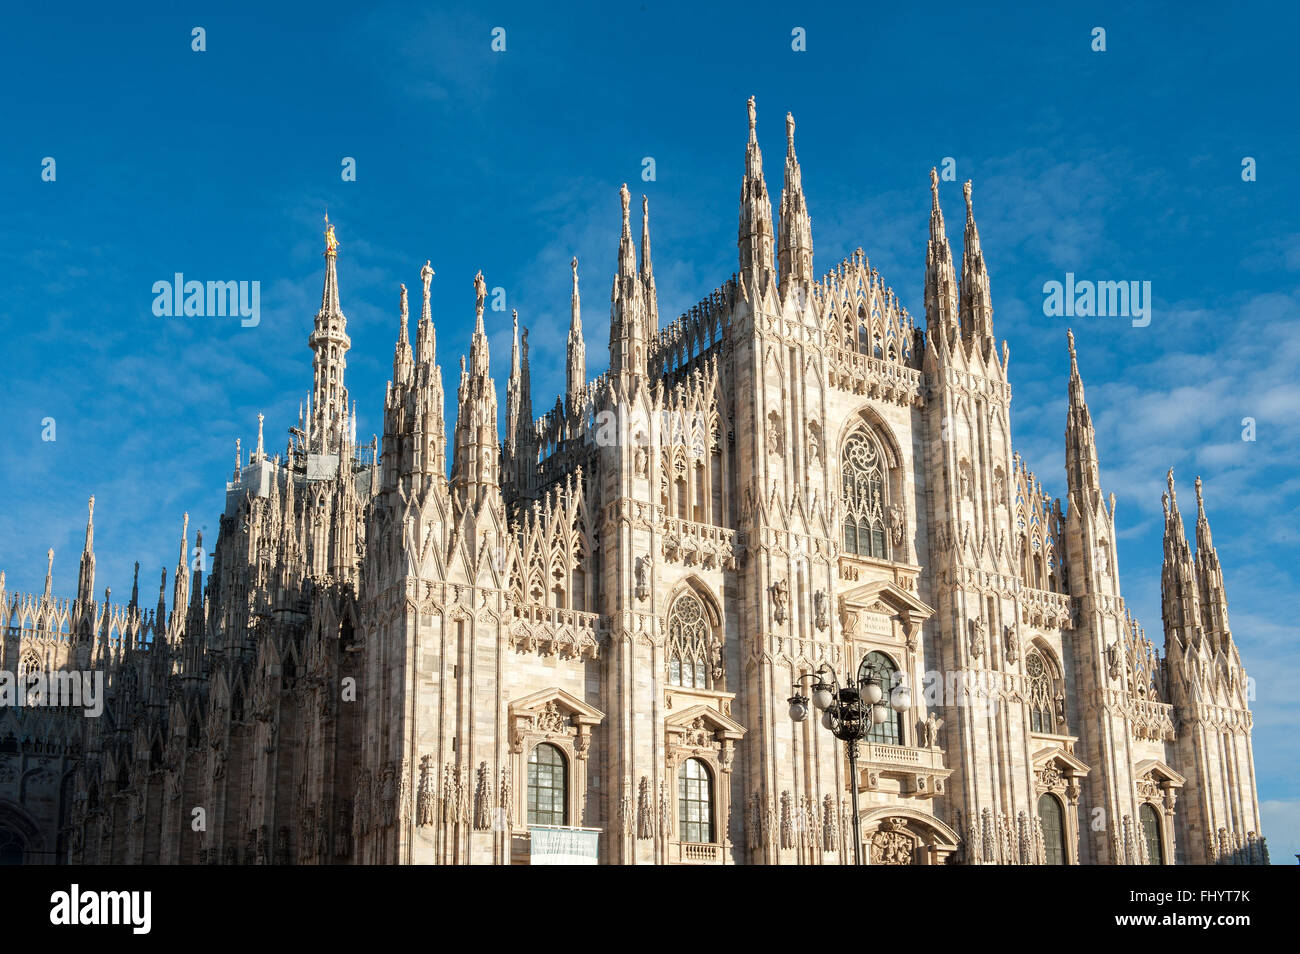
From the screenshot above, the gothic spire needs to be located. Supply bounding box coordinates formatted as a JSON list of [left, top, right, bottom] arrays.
[[777, 111, 813, 295], [738, 96, 775, 277], [1161, 468, 1200, 646], [452, 271, 501, 512], [924, 168, 958, 344], [506, 309, 522, 461], [1064, 330, 1102, 504], [470, 270, 490, 375], [319, 214, 342, 315], [170, 512, 190, 636], [394, 281, 413, 385], [566, 256, 586, 414], [76, 495, 96, 609], [958, 180, 994, 347], [618, 184, 636, 280], [641, 195, 659, 331], [417, 260, 436, 367], [1193, 476, 1232, 647], [309, 216, 352, 452], [609, 186, 648, 381]]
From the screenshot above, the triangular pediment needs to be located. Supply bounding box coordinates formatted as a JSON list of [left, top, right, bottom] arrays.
[[839, 578, 934, 621], [664, 703, 746, 740], [1134, 758, 1186, 788], [508, 687, 604, 726], [1032, 746, 1090, 776]]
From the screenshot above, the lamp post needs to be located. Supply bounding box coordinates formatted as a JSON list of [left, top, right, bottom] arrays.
[[788, 662, 912, 865]]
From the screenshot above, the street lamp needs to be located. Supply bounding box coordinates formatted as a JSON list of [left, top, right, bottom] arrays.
[[788, 661, 912, 865]]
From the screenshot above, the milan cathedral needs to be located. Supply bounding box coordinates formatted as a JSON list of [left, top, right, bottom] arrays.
[[0, 99, 1265, 865]]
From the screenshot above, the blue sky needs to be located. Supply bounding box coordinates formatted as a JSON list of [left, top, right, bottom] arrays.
[[1, 2, 1297, 859]]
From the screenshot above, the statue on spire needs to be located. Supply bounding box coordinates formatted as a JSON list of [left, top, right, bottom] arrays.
[[421, 260, 434, 299], [324, 212, 339, 258], [474, 270, 486, 317], [747, 95, 756, 135]]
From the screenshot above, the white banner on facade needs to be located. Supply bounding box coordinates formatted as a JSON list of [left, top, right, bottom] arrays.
[[529, 826, 599, 865]]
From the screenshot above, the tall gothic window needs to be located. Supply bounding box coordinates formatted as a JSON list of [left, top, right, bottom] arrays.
[[841, 430, 888, 559], [1038, 793, 1066, 865], [858, 651, 903, 746], [667, 591, 716, 690], [527, 743, 567, 826], [678, 758, 714, 844], [1140, 803, 1164, 865], [1026, 649, 1060, 733]]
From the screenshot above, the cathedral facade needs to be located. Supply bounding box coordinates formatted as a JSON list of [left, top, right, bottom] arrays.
[[0, 100, 1267, 865]]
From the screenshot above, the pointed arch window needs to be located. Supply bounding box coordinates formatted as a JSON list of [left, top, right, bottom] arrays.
[[857, 651, 904, 745], [667, 591, 718, 690], [1038, 793, 1066, 865], [1026, 649, 1062, 733], [841, 430, 888, 558], [527, 743, 568, 826]]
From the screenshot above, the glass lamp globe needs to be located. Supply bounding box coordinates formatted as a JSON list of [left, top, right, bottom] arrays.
[[891, 685, 912, 712], [821, 709, 835, 730], [788, 698, 808, 722], [863, 679, 883, 705], [870, 704, 888, 725], [813, 686, 834, 710]]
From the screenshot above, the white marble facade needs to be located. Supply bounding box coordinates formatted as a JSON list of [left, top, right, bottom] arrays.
[[0, 100, 1266, 866]]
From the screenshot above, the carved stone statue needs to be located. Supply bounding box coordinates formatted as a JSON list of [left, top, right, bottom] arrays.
[[888, 504, 906, 547], [1003, 624, 1018, 664], [969, 615, 986, 658], [920, 711, 944, 749], [634, 555, 649, 600], [771, 579, 789, 624], [813, 590, 828, 631]]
